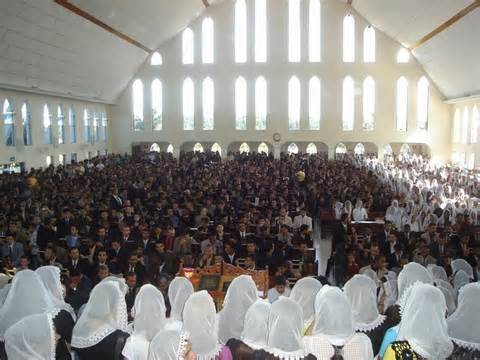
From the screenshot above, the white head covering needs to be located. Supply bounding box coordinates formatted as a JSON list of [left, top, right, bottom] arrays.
[[313, 285, 355, 347], [381, 279, 398, 311], [218, 275, 258, 343], [0, 269, 56, 340], [428, 264, 449, 282], [131, 284, 166, 341], [0, 283, 11, 306], [148, 329, 190, 360], [453, 270, 470, 292], [361, 268, 380, 286], [168, 277, 194, 322], [437, 286, 456, 316], [240, 300, 271, 350], [344, 275, 386, 331], [451, 259, 474, 280], [71, 281, 128, 348], [289, 277, 322, 328], [4, 313, 56, 360], [397, 262, 433, 305], [182, 290, 221, 360], [36, 266, 75, 320], [397, 283, 453, 359], [447, 283, 480, 350], [102, 275, 129, 295], [0, 273, 9, 289], [266, 296, 306, 360]]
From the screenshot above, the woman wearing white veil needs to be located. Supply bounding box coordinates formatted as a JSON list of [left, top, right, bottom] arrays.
[[383, 283, 453, 360], [451, 259, 474, 280], [218, 275, 258, 344], [447, 283, 480, 358], [289, 277, 322, 333], [427, 264, 448, 282], [437, 286, 456, 316], [122, 284, 167, 360], [165, 276, 194, 331], [148, 329, 195, 360], [72, 281, 129, 360], [303, 286, 373, 360], [453, 270, 471, 293], [344, 275, 390, 355]]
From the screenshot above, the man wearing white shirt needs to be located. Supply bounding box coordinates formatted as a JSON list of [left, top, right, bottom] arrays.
[[293, 209, 313, 231], [267, 276, 291, 303]]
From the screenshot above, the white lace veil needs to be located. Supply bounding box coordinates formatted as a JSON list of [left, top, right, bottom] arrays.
[[266, 296, 307, 360], [148, 328, 190, 360], [36, 266, 76, 320], [397, 262, 433, 305], [0, 273, 9, 289], [381, 279, 398, 311], [71, 281, 128, 348], [453, 270, 471, 292], [313, 285, 355, 347], [289, 277, 322, 328], [344, 275, 386, 331], [131, 284, 167, 341], [428, 265, 448, 282], [101, 276, 129, 295], [218, 275, 258, 344], [447, 283, 480, 350], [4, 313, 56, 360], [451, 259, 474, 279], [438, 286, 457, 316], [0, 270, 56, 340], [182, 290, 221, 360], [397, 283, 453, 359], [168, 277, 194, 322], [240, 300, 271, 350], [0, 283, 10, 306]]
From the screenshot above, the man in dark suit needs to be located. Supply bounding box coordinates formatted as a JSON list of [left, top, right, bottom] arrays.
[[125, 272, 139, 320], [430, 232, 448, 260], [107, 239, 128, 274], [65, 247, 89, 275], [124, 253, 146, 285], [1, 234, 24, 267], [56, 208, 74, 239], [36, 218, 57, 250], [223, 241, 239, 265], [388, 243, 404, 269], [110, 188, 123, 210]]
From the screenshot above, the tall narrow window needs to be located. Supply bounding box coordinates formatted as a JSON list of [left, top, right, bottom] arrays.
[[417, 76, 429, 130], [255, 0, 267, 62], [255, 76, 267, 130], [43, 104, 52, 145], [202, 18, 214, 64], [151, 52, 162, 65], [471, 106, 479, 144], [93, 112, 99, 142], [363, 26, 375, 63], [193, 143, 204, 152], [397, 48, 410, 63], [239, 142, 250, 154], [288, 143, 299, 154], [462, 107, 469, 144], [202, 77, 215, 130], [289, 0, 301, 62], [57, 105, 65, 144], [258, 142, 269, 153], [212, 143, 222, 154], [309, 0, 321, 62], [183, 78, 195, 130], [132, 79, 144, 131], [343, 15, 355, 62], [306, 143, 317, 155], [396, 77, 408, 131], [363, 76, 375, 131], [69, 107, 76, 144], [309, 76, 321, 130], [453, 109, 461, 143], [235, 0, 247, 63], [83, 109, 90, 143], [151, 79, 163, 131], [354, 143, 365, 156], [21, 102, 32, 146], [167, 144, 174, 153], [342, 76, 354, 131], [235, 77, 247, 130], [182, 28, 194, 65], [289, 76, 301, 130], [102, 113, 108, 142], [3, 99, 15, 146]]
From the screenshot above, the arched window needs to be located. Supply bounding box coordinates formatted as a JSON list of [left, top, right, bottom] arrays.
[[400, 144, 411, 155], [43, 104, 53, 145], [453, 109, 461, 143], [417, 76, 429, 130], [335, 143, 347, 154], [309, 0, 321, 62], [258, 142, 269, 153], [342, 76, 354, 131], [255, 0, 267, 63], [363, 76, 375, 131], [471, 106, 479, 144], [203, 77, 215, 130], [46, 155, 52, 167], [83, 108, 90, 143], [289, 0, 301, 62], [289, 76, 301, 130], [306, 143, 317, 155], [202, 18, 214, 64], [255, 76, 267, 130], [58, 154, 65, 165], [151, 79, 163, 131], [287, 142, 299, 155], [212, 143, 222, 154], [363, 26, 375, 63], [397, 48, 410, 63], [396, 77, 408, 131], [182, 28, 194, 64], [92, 112, 99, 142], [309, 76, 321, 130], [21, 102, 32, 146], [3, 99, 15, 146], [57, 105, 65, 144], [132, 79, 144, 131], [343, 15, 355, 62], [167, 144, 174, 153], [239, 142, 250, 154], [150, 143, 160, 152], [193, 142, 204, 152], [102, 113, 108, 142], [183, 78, 195, 130], [235, 77, 247, 130], [69, 107, 76, 144], [151, 52, 162, 65], [462, 107, 469, 144], [354, 143, 365, 156], [384, 144, 393, 156], [235, 0, 247, 63]]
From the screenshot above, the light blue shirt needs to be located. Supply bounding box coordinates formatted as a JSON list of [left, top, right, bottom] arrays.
[[379, 325, 399, 358]]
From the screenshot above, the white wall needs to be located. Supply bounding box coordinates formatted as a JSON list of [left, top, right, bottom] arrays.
[[111, 0, 452, 160], [451, 97, 480, 169], [0, 88, 111, 169]]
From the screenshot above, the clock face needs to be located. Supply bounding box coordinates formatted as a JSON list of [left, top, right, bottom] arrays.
[[273, 133, 281, 142]]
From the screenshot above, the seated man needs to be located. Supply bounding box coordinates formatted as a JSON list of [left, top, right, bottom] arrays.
[[267, 276, 291, 303]]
